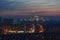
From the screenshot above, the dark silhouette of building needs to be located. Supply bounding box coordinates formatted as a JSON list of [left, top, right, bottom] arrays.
[[0, 17, 2, 25], [35, 24, 40, 33], [0, 17, 1, 23], [3, 18, 13, 25]]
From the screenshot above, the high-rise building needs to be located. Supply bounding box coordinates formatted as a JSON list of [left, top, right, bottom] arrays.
[[28, 24, 35, 33], [38, 25, 44, 33], [34, 16, 40, 21]]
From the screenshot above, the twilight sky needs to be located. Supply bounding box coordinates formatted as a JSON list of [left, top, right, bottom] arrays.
[[0, 0, 60, 16]]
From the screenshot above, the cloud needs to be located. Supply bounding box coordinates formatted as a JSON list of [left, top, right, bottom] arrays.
[[0, 10, 60, 16], [0, 0, 29, 11], [0, 0, 60, 16]]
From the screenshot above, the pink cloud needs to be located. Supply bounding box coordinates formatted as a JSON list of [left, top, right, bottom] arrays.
[[0, 10, 60, 16]]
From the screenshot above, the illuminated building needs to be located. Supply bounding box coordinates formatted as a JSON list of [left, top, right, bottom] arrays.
[[34, 16, 39, 21], [8, 30, 17, 33], [39, 25, 44, 33], [4, 29, 9, 34], [30, 15, 40, 22], [17, 31, 24, 33], [33, 23, 44, 33], [28, 24, 35, 33]]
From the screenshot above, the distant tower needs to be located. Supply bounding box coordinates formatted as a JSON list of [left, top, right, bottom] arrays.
[[34, 16, 39, 21], [31, 12, 40, 21], [23, 20, 27, 33]]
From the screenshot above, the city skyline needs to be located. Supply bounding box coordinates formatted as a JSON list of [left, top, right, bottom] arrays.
[[0, 0, 60, 40], [0, 0, 60, 16]]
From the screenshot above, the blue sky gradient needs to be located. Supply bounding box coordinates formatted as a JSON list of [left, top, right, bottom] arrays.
[[0, 0, 60, 16]]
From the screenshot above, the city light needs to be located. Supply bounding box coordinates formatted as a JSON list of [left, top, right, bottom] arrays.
[[2, 23, 45, 34], [39, 25, 44, 33], [4, 29, 8, 34], [28, 24, 35, 33], [35, 16, 39, 21], [9, 30, 17, 33], [17, 31, 24, 33], [0, 0, 60, 39]]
